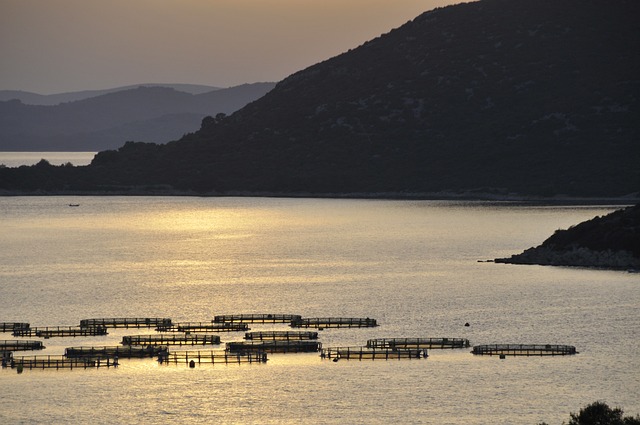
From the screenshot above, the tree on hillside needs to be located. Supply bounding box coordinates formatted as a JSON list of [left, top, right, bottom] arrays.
[[200, 113, 227, 131]]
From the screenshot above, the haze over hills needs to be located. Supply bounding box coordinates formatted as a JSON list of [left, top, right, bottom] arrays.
[[0, 83, 221, 106], [0, 83, 276, 151], [1, 0, 639, 198]]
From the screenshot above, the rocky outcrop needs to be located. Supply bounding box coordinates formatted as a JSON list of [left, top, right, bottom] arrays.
[[496, 204, 640, 270], [495, 245, 639, 269]]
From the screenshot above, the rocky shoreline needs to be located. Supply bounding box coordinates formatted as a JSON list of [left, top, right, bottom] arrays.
[[495, 246, 639, 270], [496, 204, 640, 271]]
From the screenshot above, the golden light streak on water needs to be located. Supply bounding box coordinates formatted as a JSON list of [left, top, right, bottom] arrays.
[[0, 197, 637, 424]]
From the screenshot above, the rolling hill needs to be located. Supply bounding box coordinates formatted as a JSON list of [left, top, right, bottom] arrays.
[[0, 83, 275, 151], [1, 0, 639, 198], [0, 83, 220, 105]]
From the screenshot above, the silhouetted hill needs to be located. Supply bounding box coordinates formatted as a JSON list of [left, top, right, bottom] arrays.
[[0, 83, 220, 105], [0, 83, 275, 151], [496, 204, 640, 269], [1, 0, 639, 197]]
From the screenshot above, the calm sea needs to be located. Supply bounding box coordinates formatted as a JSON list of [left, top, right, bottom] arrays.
[[0, 197, 638, 425], [0, 152, 96, 167]]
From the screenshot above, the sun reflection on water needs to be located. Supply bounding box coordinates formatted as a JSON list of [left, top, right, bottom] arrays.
[[0, 198, 637, 425]]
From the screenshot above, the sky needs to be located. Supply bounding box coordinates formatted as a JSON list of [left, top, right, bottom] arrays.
[[1, 0, 459, 94]]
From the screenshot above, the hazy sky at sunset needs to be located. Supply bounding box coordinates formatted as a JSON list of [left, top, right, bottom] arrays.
[[1, 0, 460, 94]]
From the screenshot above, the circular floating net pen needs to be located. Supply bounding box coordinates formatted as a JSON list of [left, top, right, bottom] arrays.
[[321, 346, 426, 360], [472, 344, 578, 357], [367, 337, 470, 349]]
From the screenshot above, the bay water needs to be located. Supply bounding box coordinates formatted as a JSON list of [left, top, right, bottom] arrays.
[[0, 197, 638, 424], [0, 152, 96, 167]]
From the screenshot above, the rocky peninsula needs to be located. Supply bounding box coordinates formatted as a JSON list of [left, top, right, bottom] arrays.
[[496, 204, 640, 270]]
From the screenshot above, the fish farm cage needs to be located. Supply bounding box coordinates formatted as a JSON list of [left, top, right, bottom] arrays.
[[471, 344, 578, 357], [367, 337, 470, 349], [321, 346, 426, 360]]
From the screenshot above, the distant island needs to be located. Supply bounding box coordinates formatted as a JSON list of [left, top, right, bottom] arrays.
[[496, 204, 640, 270], [1, 0, 638, 198]]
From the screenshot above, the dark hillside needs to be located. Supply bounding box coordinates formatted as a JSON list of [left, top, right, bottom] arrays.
[[496, 204, 640, 269], [1, 0, 639, 196]]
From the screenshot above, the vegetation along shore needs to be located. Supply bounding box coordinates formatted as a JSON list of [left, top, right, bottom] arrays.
[[496, 204, 640, 270]]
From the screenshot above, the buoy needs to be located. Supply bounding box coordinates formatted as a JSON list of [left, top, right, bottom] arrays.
[[189, 360, 196, 368]]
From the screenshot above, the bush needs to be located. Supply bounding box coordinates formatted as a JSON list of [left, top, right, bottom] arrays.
[[539, 401, 640, 425]]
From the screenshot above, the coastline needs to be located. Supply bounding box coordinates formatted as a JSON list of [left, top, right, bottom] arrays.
[[495, 247, 640, 271], [495, 203, 640, 271], [0, 187, 637, 205]]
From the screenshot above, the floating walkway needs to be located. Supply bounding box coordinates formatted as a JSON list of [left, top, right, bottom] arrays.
[[158, 350, 268, 366], [122, 334, 221, 346], [244, 331, 318, 341], [157, 322, 249, 333], [0, 340, 45, 351], [471, 344, 578, 357], [80, 318, 172, 329], [9, 355, 118, 370], [291, 317, 378, 328], [367, 338, 470, 349], [214, 314, 302, 324], [226, 340, 321, 353], [321, 346, 426, 360], [0, 322, 30, 333], [65, 345, 168, 358], [13, 326, 108, 338]]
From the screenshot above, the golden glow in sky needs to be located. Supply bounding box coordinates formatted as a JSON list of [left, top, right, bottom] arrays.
[[0, 0, 459, 93]]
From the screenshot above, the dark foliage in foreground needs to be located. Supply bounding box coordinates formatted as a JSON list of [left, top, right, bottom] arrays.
[[538, 401, 640, 425], [1, 0, 639, 197]]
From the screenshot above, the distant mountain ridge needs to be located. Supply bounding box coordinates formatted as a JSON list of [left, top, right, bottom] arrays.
[[0, 83, 221, 106], [0, 82, 276, 151], [89, 0, 639, 197], [0, 0, 638, 198]]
